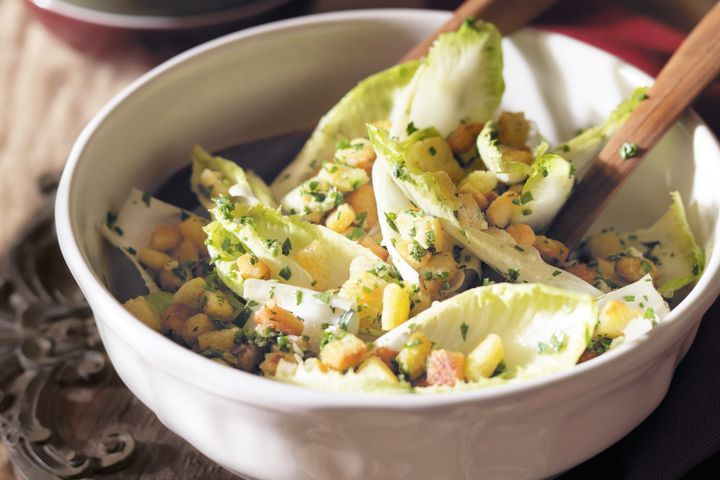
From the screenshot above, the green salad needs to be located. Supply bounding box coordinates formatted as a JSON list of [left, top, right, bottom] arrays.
[[104, 20, 704, 394]]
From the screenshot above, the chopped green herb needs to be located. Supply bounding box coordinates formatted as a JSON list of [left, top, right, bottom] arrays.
[[335, 139, 351, 151], [385, 212, 399, 232], [623, 295, 636, 302], [429, 146, 437, 156], [142, 192, 151, 207], [106, 211, 118, 228], [460, 322, 469, 341], [296, 290, 303, 305], [552, 270, 562, 277], [126, 247, 137, 255], [278, 266, 292, 280], [620, 142, 639, 160], [282, 238, 292, 256], [338, 310, 354, 330], [214, 195, 235, 221], [508, 268, 520, 281], [406, 122, 418, 135], [314, 291, 333, 304], [113, 226, 124, 236]]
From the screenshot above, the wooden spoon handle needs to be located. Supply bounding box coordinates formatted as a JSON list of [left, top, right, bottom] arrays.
[[400, 0, 559, 62], [548, 2, 720, 248]]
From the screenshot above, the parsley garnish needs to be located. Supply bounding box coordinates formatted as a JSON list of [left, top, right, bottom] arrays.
[[296, 290, 303, 305], [142, 192, 151, 207], [460, 322, 469, 341], [282, 238, 292, 256], [406, 122, 418, 135], [279, 266, 292, 280], [620, 142, 639, 160], [385, 212, 399, 232], [508, 268, 520, 281]]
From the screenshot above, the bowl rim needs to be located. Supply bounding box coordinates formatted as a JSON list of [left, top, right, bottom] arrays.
[[56, 8, 720, 410], [29, 0, 295, 30]]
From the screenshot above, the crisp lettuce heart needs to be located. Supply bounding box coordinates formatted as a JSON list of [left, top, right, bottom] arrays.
[[191, 145, 277, 210], [208, 198, 380, 292], [476, 120, 532, 184], [510, 153, 575, 231], [270, 61, 422, 199], [616, 192, 704, 298], [369, 124, 600, 295], [101, 188, 204, 293], [371, 158, 421, 284], [554, 87, 649, 179], [242, 279, 358, 353], [392, 20, 504, 138], [376, 283, 597, 379]]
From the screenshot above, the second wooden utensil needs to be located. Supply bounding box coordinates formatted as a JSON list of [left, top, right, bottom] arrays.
[[547, 1, 720, 248]]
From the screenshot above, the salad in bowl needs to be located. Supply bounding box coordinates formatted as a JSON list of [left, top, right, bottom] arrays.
[[103, 20, 704, 394]]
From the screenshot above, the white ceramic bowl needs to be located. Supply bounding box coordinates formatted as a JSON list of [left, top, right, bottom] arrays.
[[56, 10, 720, 480]]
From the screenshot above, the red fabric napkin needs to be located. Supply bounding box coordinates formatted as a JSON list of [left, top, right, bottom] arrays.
[[531, 2, 720, 478]]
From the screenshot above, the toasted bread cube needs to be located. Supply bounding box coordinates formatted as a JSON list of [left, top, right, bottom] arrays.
[[396, 332, 432, 380], [534, 235, 569, 266], [596, 300, 643, 338], [198, 327, 239, 352], [172, 238, 199, 264], [254, 301, 304, 336], [505, 224, 536, 248], [335, 137, 377, 173], [565, 263, 597, 284], [203, 290, 234, 322], [325, 203, 356, 233], [597, 258, 620, 281], [426, 349, 466, 386], [160, 303, 195, 334], [182, 313, 212, 343], [615, 257, 658, 284], [396, 239, 431, 269], [345, 183, 378, 229], [588, 231, 624, 260], [320, 334, 367, 371], [500, 146, 533, 165], [419, 252, 459, 299], [179, 217, 208, 252], [123, 296, 162, 331], [236, 254, 271, 280], [259, 352, 297, 376], [465, 333, 504, 381], [357, 356, 399, 383], [447, 123, 483, 155], [159, 262, 190, 291], [173, 277, 207, 309], [235, 343, 263, 372], [137, 247, 173, 271], [150, 224, 182, 252], [497, 112, 529, 148], [318, 162, 370, 192], [381, 283, 411, 331], [408, 136, 465, 183], [339, 271, 388, 327]]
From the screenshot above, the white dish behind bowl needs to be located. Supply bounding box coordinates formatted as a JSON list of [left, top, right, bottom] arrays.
[[56, 10, 720, 480]]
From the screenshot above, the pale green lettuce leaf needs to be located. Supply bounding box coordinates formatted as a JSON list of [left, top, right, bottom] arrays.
[[242, 279, 358, 352], [270, 61, 421, 199], [554, 87, 649, 179], [100, 188, 204, 293], [369, 124, 600, 295], [510, 153, 575, 231], [376, 283, 597, 380], [191, 145, 277, 210], [393, 20, 504, 138], [209, 198, 379, 292], [476, 120, 532, 184], [617, 191, 704, 297]]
